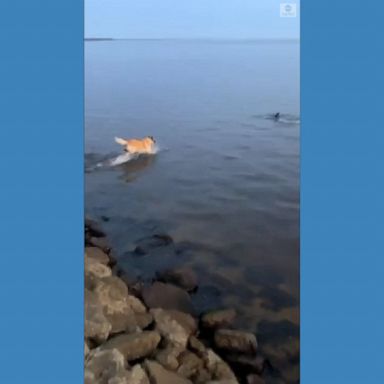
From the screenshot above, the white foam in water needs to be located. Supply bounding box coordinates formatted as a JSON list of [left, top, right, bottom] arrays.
[[108, 145, 160, 167], [109, 152, 135, 166]]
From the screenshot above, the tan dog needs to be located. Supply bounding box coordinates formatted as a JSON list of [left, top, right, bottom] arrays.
[[114, 136, 156, 154]]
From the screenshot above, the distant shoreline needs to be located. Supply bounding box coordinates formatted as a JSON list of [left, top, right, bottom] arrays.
[[85, 38, 115, 41], [84, 37, 299, 43]]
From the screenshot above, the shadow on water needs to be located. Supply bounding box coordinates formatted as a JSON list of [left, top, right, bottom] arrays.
[[118, 154, 156, 183], [85, 152, 157, 183]]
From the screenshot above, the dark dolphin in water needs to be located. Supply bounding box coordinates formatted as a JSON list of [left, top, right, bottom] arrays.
[[273, 112, 280, 120]]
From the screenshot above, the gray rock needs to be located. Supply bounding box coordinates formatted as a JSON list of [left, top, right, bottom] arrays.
[[85, 258, 112, 281], [201, 309, 236, 329], [203, 349, 238, 383], [155, 346, 183, 371], [188, 336, 207, 356], [100, 331, 161, 361], [84, 369, 95, 384], [126, 295, 147, 313], [142, 282, 194, 314], [135, 312, 153, 328], [214, 329, 258, 355], [109, 365, 150, 384], [192, 367, 212, 384], [177, 351, 204, 379], [85, 289, 112, 344], [107, 312, 153, 335], [151, 308, 197, 348], [90, 236, 111, 254], [224, 354, 265, 375], [85, 246, 110, 265], [144, 360, 192, 384], [92, 276, 148, 334], [85, 340, 90, 358], [156, 267, 197, 292], [85, 217, 106, 238], [93, 276, 130, 315], [85, 348, 126, 384]]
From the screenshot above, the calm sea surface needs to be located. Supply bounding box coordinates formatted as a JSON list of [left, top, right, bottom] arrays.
[[85, 39, 300, 383]]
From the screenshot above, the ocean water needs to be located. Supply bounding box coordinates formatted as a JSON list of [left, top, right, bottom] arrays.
[[85, 39, 300, 383]]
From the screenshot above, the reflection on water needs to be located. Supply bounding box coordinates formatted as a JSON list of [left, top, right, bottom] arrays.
[[118, 154, 157, 183], [85, 39, 300, 384]]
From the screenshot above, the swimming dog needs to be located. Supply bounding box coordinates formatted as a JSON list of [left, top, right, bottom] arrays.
[[114, 136, 156, 154]]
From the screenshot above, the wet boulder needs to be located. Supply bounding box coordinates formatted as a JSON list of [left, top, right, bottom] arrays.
[[133, 234, 173, 255], [177, 351, 204, 379], [100, 331, 161, 361], [155, 346, 183, 371], [224, 354, 266, 375], [201, 308, 236, 329], [151, 308, 197, 348], [142, 282, 194, 314], [214, 329, 258, 355], [85, 217, 106, 238], [156, 267, 198, 292], [109, 365, 150, 384], [85, 246, 110, 265], [89, 236, 112, 254], [144, 360, 192, 384], [203, 349, 238, 383]]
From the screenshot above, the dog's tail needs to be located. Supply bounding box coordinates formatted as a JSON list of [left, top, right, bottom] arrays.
[[114, 137, 127, 146]]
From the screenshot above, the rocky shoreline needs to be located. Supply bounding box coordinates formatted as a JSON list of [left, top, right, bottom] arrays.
[[85, 218, 269, 384]]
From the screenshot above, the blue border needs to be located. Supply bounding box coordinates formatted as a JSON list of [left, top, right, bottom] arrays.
[[302, 1, 384, 382], [1, 1, 384, 383], [0, 1, 83, 383]]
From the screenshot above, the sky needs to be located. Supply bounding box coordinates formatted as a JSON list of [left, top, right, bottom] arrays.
[[85, 0, 300, 39]]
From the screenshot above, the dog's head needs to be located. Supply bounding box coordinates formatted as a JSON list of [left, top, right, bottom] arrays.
[[147, 135, 156, 143]]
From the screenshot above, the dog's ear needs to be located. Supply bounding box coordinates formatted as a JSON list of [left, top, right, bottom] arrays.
[[149, 136, 155, 142]]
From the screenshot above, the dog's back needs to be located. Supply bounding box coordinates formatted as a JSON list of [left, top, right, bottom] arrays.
[[115, 136, 155, 154]]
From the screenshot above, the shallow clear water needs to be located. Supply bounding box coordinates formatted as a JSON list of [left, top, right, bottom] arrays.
[[85, 39, 300, 383]]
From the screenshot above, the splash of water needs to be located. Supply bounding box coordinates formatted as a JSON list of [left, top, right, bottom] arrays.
[[108, 144, 160, 167]]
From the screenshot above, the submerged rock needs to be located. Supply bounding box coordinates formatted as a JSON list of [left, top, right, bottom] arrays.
[[86, 217, 107, 238], [133, 234, 173, 255], [142, 282, 194, 314], [100, 331, 161, 361], [144, 360, 192, 384], [214, 329, 258, 355], [224, 353, 266, 375], [89, 236, 112, 254], [156, 267, 198, 292], [201, 309, 236, 329]]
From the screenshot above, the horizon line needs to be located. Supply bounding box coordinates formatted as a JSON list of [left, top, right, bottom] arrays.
[[84, 37, 300, 41]]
